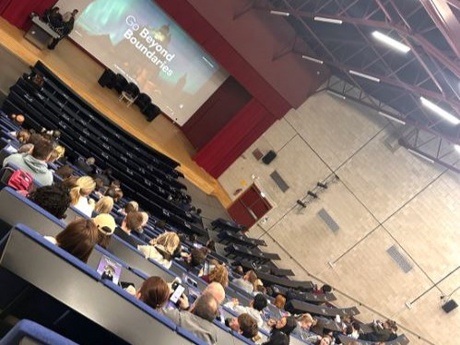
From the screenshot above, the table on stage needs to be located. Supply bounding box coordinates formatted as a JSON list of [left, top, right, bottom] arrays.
[[25, 15, 60, 50]]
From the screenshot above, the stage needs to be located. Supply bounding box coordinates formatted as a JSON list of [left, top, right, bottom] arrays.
[[0, 17, 231, 207]]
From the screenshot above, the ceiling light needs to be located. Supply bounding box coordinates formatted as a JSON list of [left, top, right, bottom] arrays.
[[327, 90, 346, 99], [378, 111, 406, 125], [372, 31, 410, 53], [349, 70, 380, 83], [301, 55, 324, 64], [314, 16, 343, 24], [420, 97, 460, 125], [270, 10, 290, 16], [454, 145, 460, 153], [407, 149, 434, 164]]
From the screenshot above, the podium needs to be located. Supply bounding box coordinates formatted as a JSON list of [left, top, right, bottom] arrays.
[[25, 16, 60, 50]]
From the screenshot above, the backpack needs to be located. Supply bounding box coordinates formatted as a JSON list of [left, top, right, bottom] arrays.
[[8, 169, 34, 192]]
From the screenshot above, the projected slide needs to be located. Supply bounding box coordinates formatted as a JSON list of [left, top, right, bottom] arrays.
[[55, 0, 228, 125]]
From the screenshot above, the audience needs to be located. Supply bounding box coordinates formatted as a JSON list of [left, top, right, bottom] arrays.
[[27, 182, 71, 219], [74, 156, 95, 175], [201, 262, 229, 288], [232, 270, 257, 294], [138, 231, 180, 269], [3, 136, 54, 186], [69, 176, 96, 217], [92, 213, 116, 249], [92, 196, 114, 216], [264, 316, 297, 345], [136, 276, 170, 311], [179, 247, 208, 275], [225, 313, 259, 340], [225, 293, 268, 328], [291, 313, 320, 342], [55, 164, 74, 179], [113, 211, 144, 248], [44, 218, 98, 263], [163, 293, 218, 344]]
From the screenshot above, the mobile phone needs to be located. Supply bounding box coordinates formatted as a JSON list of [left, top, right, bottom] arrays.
[[170, 283, 186, 304]]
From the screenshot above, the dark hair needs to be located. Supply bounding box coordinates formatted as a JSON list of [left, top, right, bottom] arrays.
[[97, 230, 111, 249], [265, 331, 289, 345], [190, 248, 207, 267], [253, 294, 268, 311], [138, 276, 170, 309], [28, 182, 71, 219], [56, 219, 98, 263], [192, 293, 218, 322], [125, 211, 144, 230], [238, 314, 258, 338], [279, 316, 297, 336], [321, 284, 332, 293], [32, 137, 54, 160], [56, 165, 74, 179]]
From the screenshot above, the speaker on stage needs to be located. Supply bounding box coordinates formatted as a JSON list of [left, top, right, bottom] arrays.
[[442, 300, 458, 313], [262, 150, 277, 165], [143, 103, 161, 122], [98, 69, 116, 88]]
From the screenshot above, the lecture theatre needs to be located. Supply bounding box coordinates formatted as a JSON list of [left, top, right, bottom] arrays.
[[0, 0, 458, 344]]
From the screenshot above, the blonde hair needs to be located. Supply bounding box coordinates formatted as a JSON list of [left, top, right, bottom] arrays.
[[94, 196, 114, 214], [48, 145, 65, 162], [208, 264, 229, 287], [298, 313, 317, 326], [151, 232, 180, 257], [274, 294, 286, 310], [70, 176, 96, 204]]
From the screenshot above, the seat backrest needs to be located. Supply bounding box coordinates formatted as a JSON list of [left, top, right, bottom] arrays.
[[0, 319, 78, 345]]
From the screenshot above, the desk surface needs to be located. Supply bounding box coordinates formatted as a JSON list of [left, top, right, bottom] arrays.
[[30, 16, 60, 38]]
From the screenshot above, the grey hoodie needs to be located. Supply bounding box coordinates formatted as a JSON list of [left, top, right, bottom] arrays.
[[3, 153, 53, 186]]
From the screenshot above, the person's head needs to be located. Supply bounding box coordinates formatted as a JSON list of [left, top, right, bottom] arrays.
[[71, 9, 79, 16], [92, 213, 116, 249], [244, 270, 257, 284], [56, 165, 74, 179], [114, 190, 123, 202], [85, 157, 95, 165], [252, 293, 268, 311], [234, 265, 244, 276], [95, 196, 114, 214], [202, 282, 225, 304], [31, 137, 54, 161], [208, 264, 229, 287], [274, 294, 286, 310], [227, 313, 258, 339], [124, 201, 139, 213], [11, 114, 25, 125], [70, 176, 96, 204], [298, 313, 316, 330], [275, 316, 297, 336], [206, 239, 216, 251], [47, 145, 65, 163], [17, 143, 34, 154], [55, 219, 98, 262], [141, 212, 149, 226], [321, 284, 332, 294], [17, 129, 30, 143], [189, 248, 208, 267], [51, 7, 60, 13], [191, 293, 218, 322], [137, 276, 169, 310], [28, 182, 71, 219], [153, 232, 180, 257], [123, 211, 144, 232], [316, 335, 332, 345]]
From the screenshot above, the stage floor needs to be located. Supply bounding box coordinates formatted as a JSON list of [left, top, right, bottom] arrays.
[[0, 17, 231, 207]]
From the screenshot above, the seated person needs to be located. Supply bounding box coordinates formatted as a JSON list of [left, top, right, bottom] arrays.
[[92, 213, 116, 249], [163, 293, 218, 344], [291, 313, 320, 342], [44, 218, 98, 263], [225, 313, 259, 340], [131, 212, 150, 242], [3, 136, 54, 186], [138, 232, 180, 269], [69, 176, 96, 217], [27, 182, 71, 219], [178, 247, 208, 276], [263, 316, 297, 345], [94, 168, 112, 187], [359, 319, 397, 342], [232, 270, 258, 294], [16, 129, 31, 144], [126, 276, 170, 311], [224, 293, 268, 328], [92, 196, 114, 217], [74, 156, 96, 175], [113, 211, 145, 248], [115, 200, 139, 225], [200, 261, 229, 288], [47, 145, 65, 164], [10, 113, 25, 126], [55, 165, 74, 179]]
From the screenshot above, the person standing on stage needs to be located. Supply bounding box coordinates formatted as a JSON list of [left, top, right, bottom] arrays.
[[48, 9, 78, 50]]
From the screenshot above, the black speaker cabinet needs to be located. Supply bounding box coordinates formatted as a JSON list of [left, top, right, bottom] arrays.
[[262, 150, 277, 165], [442, 300, 458, 313]]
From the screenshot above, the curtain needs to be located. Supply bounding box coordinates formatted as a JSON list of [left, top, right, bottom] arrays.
[[0, 0, 57, 30], [193, 98, 278, 178]]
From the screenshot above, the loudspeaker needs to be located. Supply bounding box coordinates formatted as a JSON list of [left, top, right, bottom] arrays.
[[98, 69, 115, 88], [442, 300, 458, 313], [144, 103, 162, 122], [262, 150, 277, 165]]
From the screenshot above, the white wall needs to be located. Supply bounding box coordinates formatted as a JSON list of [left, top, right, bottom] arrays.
[[218, 91, 460, 345]]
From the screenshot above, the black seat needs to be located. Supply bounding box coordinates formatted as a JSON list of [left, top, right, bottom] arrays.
[[123, 82, 140, 98], [134, 93, 151, 112], [98, 69, 116, 88], [142, 103, 162, 122], [113, 74, 128, 93]]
